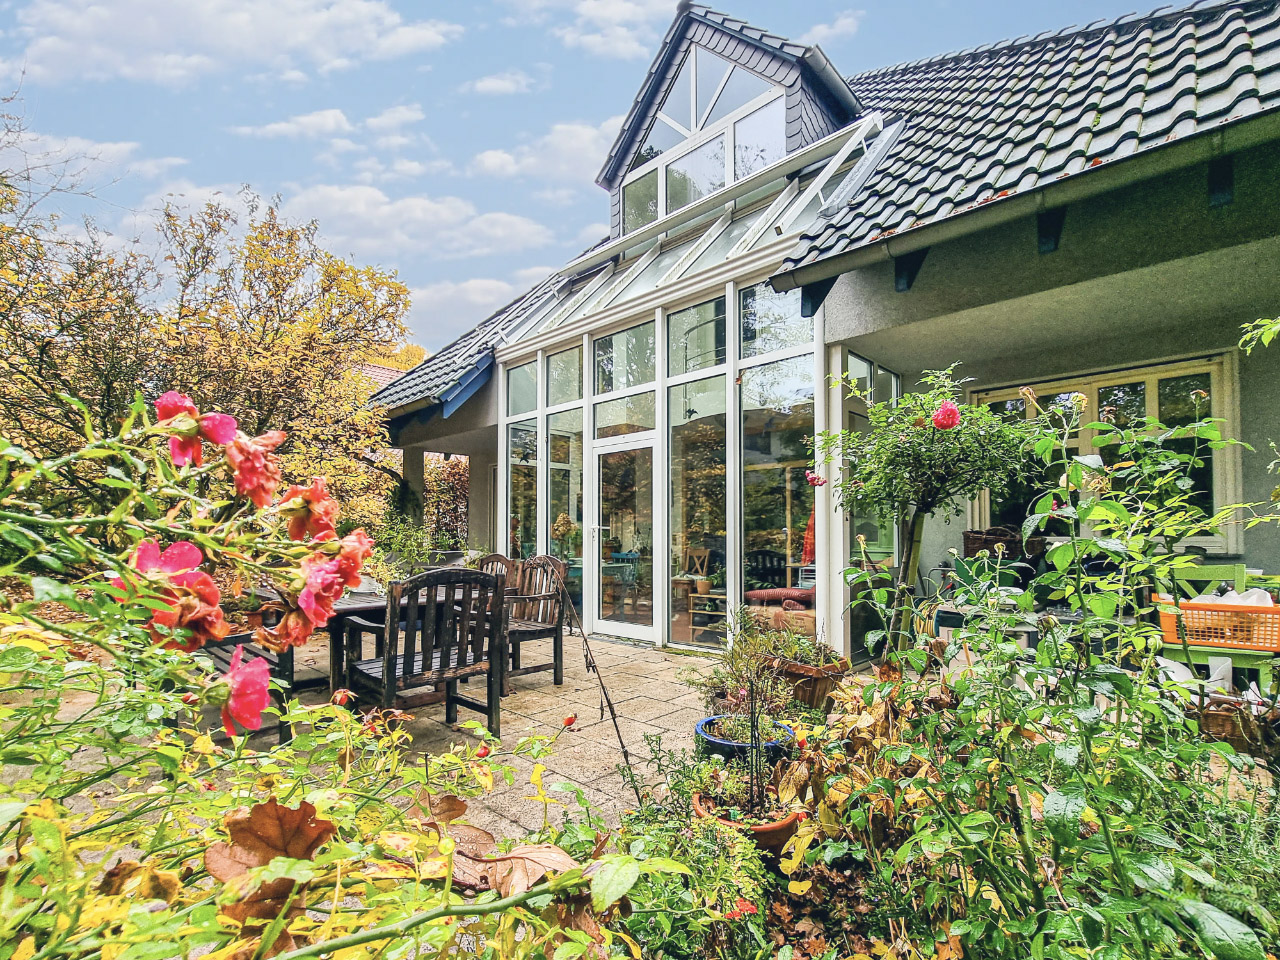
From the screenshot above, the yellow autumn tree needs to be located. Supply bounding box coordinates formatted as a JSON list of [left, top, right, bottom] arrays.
[[0, 181, 414, 527]]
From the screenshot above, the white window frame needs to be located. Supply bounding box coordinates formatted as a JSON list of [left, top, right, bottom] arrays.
[[621, 58, 784, 232], [970, 354, 1242, 555]]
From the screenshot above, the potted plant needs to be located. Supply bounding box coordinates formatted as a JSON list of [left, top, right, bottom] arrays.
[[767, 630, 849, 709], [690, 683, 799, 854], [694, 714, 793, 766]]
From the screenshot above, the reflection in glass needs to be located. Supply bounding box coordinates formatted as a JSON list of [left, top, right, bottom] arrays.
[[705, 66, 772, 127], [595, 393, 656, 439], [695, 46, 731, 124], [734, 98, 785, 180], [548, 410, 584, 611], [740, 355, 817, 636], [1159, 373, 1211, 426], [668, 297, 726, 376], [1098, 382, 1145, 428], [740, 283, 810, 358], [670, 376, 727, 647], [604, 239, 697, 308], [507, 420, 538, 560], [667, 136, 725, 213], [595, 322, 656, 394], [662, 52, 694, 129], [629, 118, 684, 173], [507, 361, 537, 416], [623, 170, 659, 234], [685, 208, 763, 276], [547, 347, 582, 407], [598, 447, 654, 627], [847, 409, 896, 566]]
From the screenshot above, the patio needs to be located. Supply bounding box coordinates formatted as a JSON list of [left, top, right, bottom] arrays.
[[278, 630, 716, 835]]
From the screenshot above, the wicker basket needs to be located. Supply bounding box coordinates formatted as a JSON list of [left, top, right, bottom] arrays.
[[1154, 594, 1280, 652], [962, 527, 1022, 558]]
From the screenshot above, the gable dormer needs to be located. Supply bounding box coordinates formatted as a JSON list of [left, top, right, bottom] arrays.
[[598, 2, 861, 240]]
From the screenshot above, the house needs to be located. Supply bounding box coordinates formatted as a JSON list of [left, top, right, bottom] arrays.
[[373, 0, 1280, 656]]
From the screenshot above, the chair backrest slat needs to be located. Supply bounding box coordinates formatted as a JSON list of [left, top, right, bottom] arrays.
[[401, 585, 421, 684]]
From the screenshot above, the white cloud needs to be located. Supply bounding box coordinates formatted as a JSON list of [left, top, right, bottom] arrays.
[[534, 187, 581, 206], [365, 103, 425, 132], [462, 69, 535, 95], [501, 0, 671, 60], [0, 130, 186, 190], [410, 277, 517, 342], [513, 265, 558, 287], [800, 10, 863, 46], [575, 222, 610, 247], [351, 155, 442, 184], [471, 114, 623, 185], [2, 0, 464, 84], [281, 183, 555, 260], [232, 108, 353, 139]]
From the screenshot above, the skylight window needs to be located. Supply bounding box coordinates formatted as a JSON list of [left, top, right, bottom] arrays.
[[621, 44, 785, 235]]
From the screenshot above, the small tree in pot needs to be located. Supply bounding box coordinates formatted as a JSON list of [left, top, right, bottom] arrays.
[[817, 366, 1035, 652]]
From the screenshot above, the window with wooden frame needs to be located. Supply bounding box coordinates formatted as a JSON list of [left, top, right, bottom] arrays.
[[972, 356, 1239, 554]]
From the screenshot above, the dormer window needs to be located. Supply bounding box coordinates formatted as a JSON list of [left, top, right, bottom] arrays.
[[622, 45, 784, 235]]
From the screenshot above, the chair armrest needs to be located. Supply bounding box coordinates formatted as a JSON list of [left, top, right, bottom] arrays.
[[345, 616, 385, 634]]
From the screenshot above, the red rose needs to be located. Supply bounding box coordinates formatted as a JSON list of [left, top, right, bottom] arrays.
[[563, 715, 576, 727], [113, 539, 229, 651], [153, 391, 238, 467], [219, 645, 271, 738], [932, 400, 961, 430], [330, 688, 353, 706]]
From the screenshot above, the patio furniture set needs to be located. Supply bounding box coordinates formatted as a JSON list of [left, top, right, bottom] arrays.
[[209, 554, 568, 742]]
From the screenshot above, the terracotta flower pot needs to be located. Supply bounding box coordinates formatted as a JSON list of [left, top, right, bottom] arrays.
[[691, 792, 800, 855], [768, 656, 850, 709], [695, 579, 712, 595]]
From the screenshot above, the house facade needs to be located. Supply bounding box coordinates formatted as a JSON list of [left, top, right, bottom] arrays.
[[374, 0, 1280, 657]]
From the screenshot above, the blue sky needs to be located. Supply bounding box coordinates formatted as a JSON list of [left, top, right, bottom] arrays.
[[0, 0, 1141, 351]]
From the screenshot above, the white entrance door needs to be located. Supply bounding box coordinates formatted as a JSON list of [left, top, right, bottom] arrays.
[[591, 440, 657, 642]]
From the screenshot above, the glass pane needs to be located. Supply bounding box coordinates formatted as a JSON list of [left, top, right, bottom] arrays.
[[594, 322, 655, 394], [603, 237, 698, 309], [873, 366, 899, 405], [1097, 381, 1146, 429], [599, 447, 654, 627], [705, 66, 772, 127], [1158, 373, 1211, 426], [1045, 391, 1082, 436], [623, 170, 659, 234], [546, 347, 582, 406], [660, 52, 693, 130], [734, 98, 785, 180], [847, 410, 895, 566], [987, 398, 1026, 422], [629, 117, 684, 173], [695, 46, 732, 126], [507, 420, 538, 560], [741, 355, 817, 637], [595, 393, 656, 439], [507, 361, 537, 416], [684, 208, 763, 276], [668, 296, 726, 376], [740, 282, 810, 358], [848, 352, 872, 397], [548, 409, 584, 611], [670, 376, 728, 647], [666, 135, 725, 214]]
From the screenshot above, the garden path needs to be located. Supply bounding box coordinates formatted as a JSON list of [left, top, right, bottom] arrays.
[[285, 633, 717, 837]]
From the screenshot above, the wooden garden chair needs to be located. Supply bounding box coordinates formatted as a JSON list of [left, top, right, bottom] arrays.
[[344, 568, 508, 737], [505, 554, 566, 691]]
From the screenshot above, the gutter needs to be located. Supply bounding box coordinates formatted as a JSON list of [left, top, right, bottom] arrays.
[[770, 108, 1280, 293]]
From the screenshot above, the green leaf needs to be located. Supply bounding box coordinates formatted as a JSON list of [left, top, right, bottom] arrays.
[[1180, 900, 1265, 960], [0, 646, 39, 672], [590, 855, 640, 912], [0, 799, 28, 829], [1053, 743, 1082, 768], [637, 856, 691, 876], [1041, 788, 1085, 845], [30, 577, 75, 605], [553, 944, 589, 960]]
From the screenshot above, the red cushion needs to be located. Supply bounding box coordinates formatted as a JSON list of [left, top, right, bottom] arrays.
[[744, 587, 815, 607]]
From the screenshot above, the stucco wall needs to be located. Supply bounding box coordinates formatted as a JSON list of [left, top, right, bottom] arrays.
[[820, 142, 1280, 578]]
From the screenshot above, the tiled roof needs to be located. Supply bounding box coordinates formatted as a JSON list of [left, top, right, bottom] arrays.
[[371, 273, 564, 412], [358, 363, 408, 391], [780, 0, 1280, 276]]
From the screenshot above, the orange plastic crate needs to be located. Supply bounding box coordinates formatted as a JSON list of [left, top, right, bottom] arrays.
[[1154, 594, 1280, 652]]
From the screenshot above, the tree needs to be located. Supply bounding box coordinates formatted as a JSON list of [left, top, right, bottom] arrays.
[[0, 186, 413, 529]]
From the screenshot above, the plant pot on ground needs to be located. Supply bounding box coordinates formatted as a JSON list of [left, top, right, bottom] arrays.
[[690, 790, 799, 855], [767, 632, 850, 708], [695, 715, 793, 766]]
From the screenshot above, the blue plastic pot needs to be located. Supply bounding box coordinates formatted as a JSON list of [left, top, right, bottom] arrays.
[[694, 715, 794, 766]]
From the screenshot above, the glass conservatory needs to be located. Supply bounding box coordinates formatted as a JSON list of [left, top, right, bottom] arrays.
[[495, 98, 891, 649]]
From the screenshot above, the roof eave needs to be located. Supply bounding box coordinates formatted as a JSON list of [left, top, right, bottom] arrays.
[[771, 109, 1280, 293], [801, 46, 861, 118]]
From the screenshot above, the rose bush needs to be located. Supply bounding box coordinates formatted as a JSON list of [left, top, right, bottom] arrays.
[[0, 391, 680, 960]]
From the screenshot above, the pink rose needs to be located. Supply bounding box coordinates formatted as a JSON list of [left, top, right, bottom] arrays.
[[220, 645, 271, 738], [932, 400, 961, 430], [226, 431, 287, 508], [153, 391, 239, 467]]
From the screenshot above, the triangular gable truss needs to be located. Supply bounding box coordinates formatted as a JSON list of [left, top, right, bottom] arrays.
[[597, 3, 860, 195]]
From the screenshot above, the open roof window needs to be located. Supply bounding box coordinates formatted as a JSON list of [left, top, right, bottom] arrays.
[[623, 45, 784, 234]]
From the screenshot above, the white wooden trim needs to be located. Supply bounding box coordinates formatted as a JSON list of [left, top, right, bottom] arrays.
[[654, 305, 670, 648]]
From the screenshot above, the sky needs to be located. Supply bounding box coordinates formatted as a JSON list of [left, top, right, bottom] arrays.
[[0, 0, 1148, 352]]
